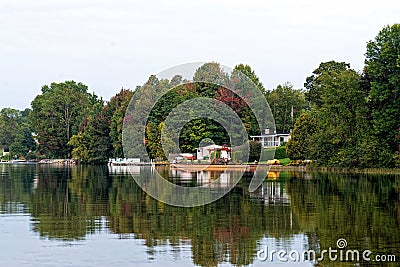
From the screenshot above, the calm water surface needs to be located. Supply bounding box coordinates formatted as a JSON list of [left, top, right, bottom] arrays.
[[0, 164, 399, 266]]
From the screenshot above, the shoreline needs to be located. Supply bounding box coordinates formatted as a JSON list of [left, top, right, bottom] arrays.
[[307, 166, 400, 175], [168, 163, 400, 174], [1, 161, 399, 175]]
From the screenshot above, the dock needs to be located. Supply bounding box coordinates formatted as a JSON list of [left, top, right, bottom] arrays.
[[170, 163, 308, 172]]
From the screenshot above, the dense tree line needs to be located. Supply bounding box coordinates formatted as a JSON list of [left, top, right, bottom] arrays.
[[0, 24, 398, 168], [5, 82, 130, 163], [142, 63, 268, 160], [287, 24, 400, 168], [0, 62, 301, 163], [68, 89, 134, 163]]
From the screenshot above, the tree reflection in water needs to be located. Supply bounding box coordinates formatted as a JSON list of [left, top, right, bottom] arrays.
[[0, 165, 399, 266]]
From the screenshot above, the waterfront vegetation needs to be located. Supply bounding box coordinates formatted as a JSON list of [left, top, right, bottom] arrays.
[[0, 24, 399, 169]]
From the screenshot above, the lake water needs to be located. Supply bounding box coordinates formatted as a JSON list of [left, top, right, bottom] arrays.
[[0, 164, 399, 266]]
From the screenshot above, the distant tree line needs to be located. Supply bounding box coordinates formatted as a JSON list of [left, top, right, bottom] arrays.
[[29, 82, 134, 163], [0, 81, 135, 163], [0, 24, 398, 167], [0, 108, 36, 159]]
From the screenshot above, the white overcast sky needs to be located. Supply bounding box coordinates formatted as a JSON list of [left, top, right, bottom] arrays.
[[0, 0, 398, 110]]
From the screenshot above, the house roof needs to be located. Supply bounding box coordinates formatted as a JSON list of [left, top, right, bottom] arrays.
[[250, 132, 291, 138], [198, 144, 223, 150]]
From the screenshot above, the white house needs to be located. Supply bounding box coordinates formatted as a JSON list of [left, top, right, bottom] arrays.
[[196, 144, 223, 160], [250, 128, 291, 148], [196, 144, 231, 163], [1, 147, 10, 157]]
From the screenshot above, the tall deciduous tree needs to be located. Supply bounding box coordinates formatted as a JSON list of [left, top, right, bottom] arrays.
[[295, 61, 391, 167], [311, 63, 368, 144], [68, 95, 108, 163], [30, 81, 94, 158], [230, 65, 266, 135], [304, 61, 350, 107], [68, 88, 135, 163], [365, 24, 400, 153], [0, 108, 20, 150], [0, 108, 36, 159], [109, 89, 135, 158], [193, 62, 229, 87], [233, 64, 266, 93], [265, 82, 305, 133]]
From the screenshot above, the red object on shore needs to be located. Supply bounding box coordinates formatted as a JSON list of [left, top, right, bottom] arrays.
[[182, 155, 196, 161], [221, 144, 231, 151]]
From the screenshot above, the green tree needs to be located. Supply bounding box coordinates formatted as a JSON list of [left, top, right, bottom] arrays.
[[313, 64, 367, 142], [69, 114, 111, 164], [68, 95, 109, 164], [265, 82, 305, 132], [248, 140, 262, 162], [0, 108, 36, 158], [365, 24, 400, 153], [286, 112, 318, 160], [233, 63, 266, 92], [304, 61, 350, 107], [68, 89, 134, 163], [231, 64, 268, 135], [145, 121, 163, 159], [108, 89, 135, 158], [395, 128, 400, 167], [68, 132, 88, 161], [298, 61, 385, 167], [19, 109, 37, 153], [9, 142, 28, 159], [179, 118, 229, 153], [30, 81, 94, 158], [193, 62, 229, 87], [0, 108, 20, 150]]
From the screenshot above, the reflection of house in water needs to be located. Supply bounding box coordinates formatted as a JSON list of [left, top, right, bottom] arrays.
[[108, 165, 141, 175], [250, 181, 291, 206], [169, 169, 194, 185], [170, 168, 193, 178], [170, 168, 234, 188], [196, 171, 232, 188]]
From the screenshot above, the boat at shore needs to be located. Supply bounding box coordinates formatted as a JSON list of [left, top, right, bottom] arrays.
[[11, 159, 27, 163], [0, 160, 37, 164], [108, 157, 170, 166], [38, 159, 76, 165], [108, 158, 151, 166]]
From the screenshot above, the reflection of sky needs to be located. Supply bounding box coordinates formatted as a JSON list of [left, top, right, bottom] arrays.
[[0, 215, 195, 267], [0, 214, 312, 267], [252, 235, 313, 266]]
